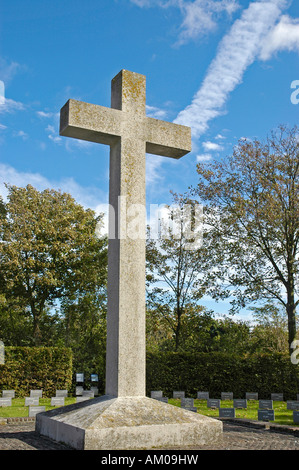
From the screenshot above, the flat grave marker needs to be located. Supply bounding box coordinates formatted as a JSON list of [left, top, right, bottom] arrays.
[[29, 406, 46, 417], [287, 401, 299, 410], [25, 397, 39, 406], [293, 411, 299, 424], [221, 392, 233, 400], [30, 390, 42, 398], [181, 398, 194, 408], [271, 393, 283, 401], [233, 399, 247, 409], [51, 397, 65, 406], [207, 399, 220, 408], [76, 396, 90, 403], [258, 409, 275, 421], [219, 408, 235, 418], [154, 397, 168, 403], [75, 386, 83, 396], [82, 390, 94, 398], [246, 392, 258, 400], [151, 391, 163, 399], [0, 397, 11, 407], [259, 400, 273, 410], [2, 390, 15, 398]]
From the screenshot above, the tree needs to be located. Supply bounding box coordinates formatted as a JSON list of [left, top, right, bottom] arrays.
[[193, 125, 299, 354], [146, 196, 208, 351], [0, 184, 107, 345]]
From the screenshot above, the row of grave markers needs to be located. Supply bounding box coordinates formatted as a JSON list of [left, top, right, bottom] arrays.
[[150, 391, 299, 424], [0, 389, 96, 417]]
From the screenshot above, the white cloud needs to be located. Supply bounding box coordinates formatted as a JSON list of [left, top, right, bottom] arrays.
[[196, 153, 212, 162], [45, 124, 62, 144], [13, 130, 28, 140], [174, 0, 240, 45], [130, 0, 240, 44], [174, 0, 287, 138], [260, 15, 299, 60], [0, 97, 25, 114], [202, 140, 223, 151], [146, 104, 167, 119], [37, 110, 58, 119], [0, 58, 22, 85]]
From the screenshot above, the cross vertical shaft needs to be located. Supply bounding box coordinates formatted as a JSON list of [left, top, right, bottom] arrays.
[[106, 71, 147, 397]]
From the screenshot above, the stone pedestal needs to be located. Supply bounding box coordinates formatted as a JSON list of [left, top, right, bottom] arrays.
[[36, 396, 223, 450]]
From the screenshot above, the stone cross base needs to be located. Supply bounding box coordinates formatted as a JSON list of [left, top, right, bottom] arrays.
[[36, 396, 223, 450]]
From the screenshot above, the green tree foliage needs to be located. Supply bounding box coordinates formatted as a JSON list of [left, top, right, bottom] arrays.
[[146, 197, 210, 351], [0, 184, 107, 346], [193, 125, 299, 354]]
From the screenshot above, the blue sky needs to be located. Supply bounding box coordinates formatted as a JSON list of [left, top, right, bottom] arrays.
[[0, 0, 299, 320]]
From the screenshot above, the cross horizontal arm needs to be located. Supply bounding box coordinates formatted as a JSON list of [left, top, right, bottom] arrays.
[[145, 117, 191, 159], [60, 99, 122, 145]]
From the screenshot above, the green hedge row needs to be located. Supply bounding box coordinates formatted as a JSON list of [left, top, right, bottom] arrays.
[[0, 347, 73, 397], [146, 352, 299, 401], [1, 349, 298, 401]]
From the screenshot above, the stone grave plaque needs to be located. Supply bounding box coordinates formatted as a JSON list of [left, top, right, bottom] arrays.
[[155, 397, 168, 403], [0, 397, 11, 407], [259, 400, 273, 410], [82, 390, 94, 398], [258, 409, 275, 421], [207, 399, 220, 408], [221, 392, 233, 400], [25, 397, 39, 406], [246, 392, 258, 400], [151, 391, 163, 399], [90, 374, 98, 382], [233, 399, 247, 409], [55, 390, 68, 397], [219, 408, 235, 418], [30, 390, 42, 398], [287, 401, 299, 410], [51, 397, 65, 406], [76, 373, 84, 383], [293, 411, 299, 424], [91, 387, 99, 396], [181, 398, 194, 408], [76, 396, 90, 403], [2, 390, 15, 398], [173, 391, 185, 399], [29, 406, 46, 417], [271, 393, 283, 401], [197, 391, 209, 400], [75, 386, 83, 396]]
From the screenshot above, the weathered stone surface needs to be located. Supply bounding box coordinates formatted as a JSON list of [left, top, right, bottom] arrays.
[[36, 396, 223, 450]]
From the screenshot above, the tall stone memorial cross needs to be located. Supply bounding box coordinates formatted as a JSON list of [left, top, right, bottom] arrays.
[[60, 70, 191, 398]]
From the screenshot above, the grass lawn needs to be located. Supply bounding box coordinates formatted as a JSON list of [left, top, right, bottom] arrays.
[[0, 397, 298, 427]]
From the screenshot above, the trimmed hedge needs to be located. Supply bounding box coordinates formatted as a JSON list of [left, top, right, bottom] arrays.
[[0, 347, 73, 397], [146, 352, 299, 400]]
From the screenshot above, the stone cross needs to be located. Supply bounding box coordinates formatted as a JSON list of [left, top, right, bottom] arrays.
[[60, 70, 191, 398]]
